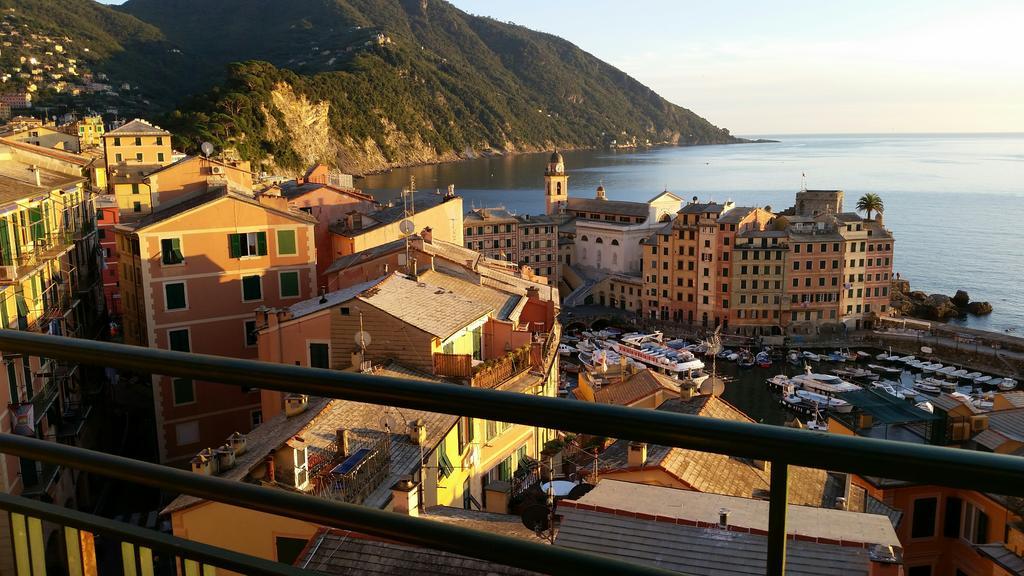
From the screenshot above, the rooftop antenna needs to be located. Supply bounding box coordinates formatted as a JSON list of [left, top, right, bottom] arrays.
[[399, 175, 417, 274]]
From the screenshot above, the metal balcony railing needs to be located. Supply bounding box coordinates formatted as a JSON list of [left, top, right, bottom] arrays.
[[1, 329, 1024, 576]]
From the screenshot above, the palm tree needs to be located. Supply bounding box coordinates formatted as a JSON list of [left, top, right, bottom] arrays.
[[856, 193, 884, 220]]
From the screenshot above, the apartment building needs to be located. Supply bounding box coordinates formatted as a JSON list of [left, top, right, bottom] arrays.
[[102, 119, 173, 215], [463, 208, 558, 277], [116, 189, 317, 464], [0, 140, 104, 573], [94, 195, 120, 316], [67, 115, 104, 149], [330, 189, 463, 258]]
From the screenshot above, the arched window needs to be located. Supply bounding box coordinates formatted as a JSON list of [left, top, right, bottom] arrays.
[[610, 239, 619, 246], [595, 237, 604, 244], [580, 235, 589, 242], [556, 182, 562, 194]]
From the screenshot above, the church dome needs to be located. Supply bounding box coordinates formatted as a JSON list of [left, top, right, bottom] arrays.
[[550, 151, 564, 164]]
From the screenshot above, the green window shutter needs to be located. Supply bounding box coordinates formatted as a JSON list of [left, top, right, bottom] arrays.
[[28, 207, 43, 241], [168, 329, 190, 352], [228, 234, 241, 258], [161, 238, 183, 265], [279, 271, 299, 298], [256, 232, 268, 256], [242, 275, 262, 301], [172, 378, 194, 404], [165, 283, 186, 310], [438, 443, 454, 479], [309, 343, 329, 369], [277, 230, 297, 255], [0, 294, 8, 328]]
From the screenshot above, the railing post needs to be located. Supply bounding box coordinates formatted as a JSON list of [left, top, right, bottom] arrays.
[[767, 461, 789, 576]]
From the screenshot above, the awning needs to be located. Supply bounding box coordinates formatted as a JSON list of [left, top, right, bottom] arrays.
[[838, 388, 941, 424]]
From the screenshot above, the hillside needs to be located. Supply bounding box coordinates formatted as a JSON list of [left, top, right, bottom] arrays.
[[14, 0, 740, 174]]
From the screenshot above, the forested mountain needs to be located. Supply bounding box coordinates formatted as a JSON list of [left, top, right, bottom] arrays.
[[20, 0, 740, 173]]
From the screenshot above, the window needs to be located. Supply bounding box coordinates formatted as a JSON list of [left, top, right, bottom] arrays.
[[241, 275, 262, 301], [132, 202, 141, 213], [131, 183, 140, 195], [157, 152, 165, 163], [907, 567, 931, 576], [161, 238, 183, 265], [458, 416, 474, 454], [134, 137, 142, 146], [164, 282, 187, 310], [944, 496, 962, 538], [911, 497, 938, 538], [275, 537, 309, 566], [244, 320, 258, 347], [279, 271, 300, 298], [135, 153, 143, 162], [98, 229, 106, 240], [228, 232, 267, 258], [175, 421, 200, 446], [309, 342, 329, 369], [168, 329, 190, 352], [962, 501, 989, 544], [251, 409, 263, 428], [113, 137, 121, 146], [172, 378, 195, 405], [156, 136, 164, 146]]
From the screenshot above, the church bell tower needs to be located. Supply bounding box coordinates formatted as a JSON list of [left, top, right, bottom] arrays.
[[544, 151, 568, 216]]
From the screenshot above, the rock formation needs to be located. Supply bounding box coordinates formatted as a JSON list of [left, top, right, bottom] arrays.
[[890, 281, 993, 320]]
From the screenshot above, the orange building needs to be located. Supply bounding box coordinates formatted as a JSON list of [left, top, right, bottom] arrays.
[[116, 189, 318, 464], [94, 195, 121, 316], [102, 119, 174, 215]]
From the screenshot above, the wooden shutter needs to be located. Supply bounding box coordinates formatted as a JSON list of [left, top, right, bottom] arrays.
[[256, 232, 268, 256], [228, 234, 241, 258]]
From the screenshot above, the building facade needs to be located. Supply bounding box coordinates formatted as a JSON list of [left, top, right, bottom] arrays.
[[102, 119, 173, 215], [463, 208, 558, 278], [116, 190, 318, 464]]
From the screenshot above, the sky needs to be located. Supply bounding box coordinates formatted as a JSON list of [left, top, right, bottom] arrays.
[[97, 0, 1023, 135]]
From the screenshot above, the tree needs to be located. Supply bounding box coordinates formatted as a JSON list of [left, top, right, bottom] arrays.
[[856, 193, 884, 220]]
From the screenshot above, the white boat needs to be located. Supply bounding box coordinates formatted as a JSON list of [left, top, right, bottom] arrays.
[[897, 355, 916, 364], [726, 353, 740, 361], [951, 369, 970, 379], [913, 381, 941, 394], [558, 344, 576, 356], [795, 389, 853, 413], [938, 366, 957, 376], [767, 374, 791, 390], [975, 375, 993, 385], [802, 351, 821, 362], [614, 336, 707, 380], [919, 376, 957, 392], [856, 351, 872, 360], [964, 372, 982, 380], [922, 363, 942, 374], [907, 360, 925, 370], [875, 352, 889, 361], [868, 363, 903, 375], [872, 380, 904, 399], [790, 366, 860, 397], [999, 378, 1018, 391], [576, 340, 596, 353], [915, 401, 934, 414]]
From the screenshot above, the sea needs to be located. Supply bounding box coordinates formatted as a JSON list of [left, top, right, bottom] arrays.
[[363, 133, 1024, 334]]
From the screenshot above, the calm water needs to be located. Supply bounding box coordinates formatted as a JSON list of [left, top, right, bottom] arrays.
[[363, 134, 1024, 333]]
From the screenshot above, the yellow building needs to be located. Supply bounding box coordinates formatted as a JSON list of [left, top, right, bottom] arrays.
[[0, 140, 105, 573], [330, 189, 464, 257], [68, 116, 104, 149], [102, 119, 173, 216]]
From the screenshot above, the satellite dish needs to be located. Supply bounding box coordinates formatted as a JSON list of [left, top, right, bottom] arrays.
[[520, 504, 550, 533], [399, 219, 415, 236], [565, 483, 595, 501], [701, 376, 726, 397], [200, 141, 214, 157], [355, 331, 372, 348]]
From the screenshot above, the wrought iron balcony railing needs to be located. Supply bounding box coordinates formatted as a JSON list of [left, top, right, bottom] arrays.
[[1, 329, 1024, 576]]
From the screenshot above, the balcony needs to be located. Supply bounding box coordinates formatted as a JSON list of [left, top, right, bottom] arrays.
[[30, 370, 61, 418], [0, 329, 1023, 575], [10, 231, 75, 279]]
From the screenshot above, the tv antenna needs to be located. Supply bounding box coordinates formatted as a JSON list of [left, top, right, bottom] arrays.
[[401, 176, 416, 274]]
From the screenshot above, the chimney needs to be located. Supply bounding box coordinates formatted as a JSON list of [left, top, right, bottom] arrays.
[[627, 441, 647, 468], [215, 444, 236, 471], [190, 451, 213, 475], [228, 432, 247, 456], [835, 496, 848, 510], [408, 419, 426, 445], [266, 456, 276, 483], [350, 349, 364, 370], [284, 394, 308, 417], [526, 286, 540, 301], [421, 226, 433, 244], [30, 165, 40, 187], [410, 257, 418, 278], [718, 508, 729, 529], [336, 428, 350, 459], [391, 476, 420, 516], [679, 377, 698, 400]]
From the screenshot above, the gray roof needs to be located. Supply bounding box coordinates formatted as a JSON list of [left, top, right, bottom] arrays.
[[678, 202, 726, 215], [127, 187, 317, 230], [717, 206, 756, 224], [358, 273, 493, 339], [105, 118, 170, 136], [555, 507, 872, 576], [464, 207, 517, 223], [324, 239, 405, 275], [297, 527, 541, 575], [975, 543, 1024, 575], [985, 408, 1024, 441], [332, 193, 453, 236], [278, 180, 372, 202], [417, 269, 522, 322], [286, 277, 384, 321], [0, 152, 83, 205], [567, 197, 649, 219]]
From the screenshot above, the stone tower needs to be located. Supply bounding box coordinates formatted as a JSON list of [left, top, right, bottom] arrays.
[[544, 151, 568, 216], [795, 190, 844, 217]]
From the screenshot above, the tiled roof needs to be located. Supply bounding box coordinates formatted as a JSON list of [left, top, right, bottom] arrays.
[[975, 543, 1024, 575], [286, 277, 384, 321], [591, 369, 679, 407], [930, 393, 978, 414], [0, 137, 91, 166], [567, 197, 649, 218], [717, 206, 756, 224], [417, 269, 521, 322], [464, 207, 517, 223], [324, 238, 405, 275], [278, 180, 374, 203], [555, 507, 872, 576], [1000, 392, 1024, 409], [127, 188, 317, 230], [331, 193, 453, 236], [358, 273, 493, 339], [595, 396, 828, 506], [572, 480, 901, 547], [678, 202, 726, 214], [0, 153, 84, 204], [985, 408, 1024, 441], [105, 119, 170, 136], [108, 163, 165, 185], [298, 528, 541, 575]]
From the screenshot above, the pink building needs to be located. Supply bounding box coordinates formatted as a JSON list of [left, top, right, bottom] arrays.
[[117, 189, 318, 464]]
